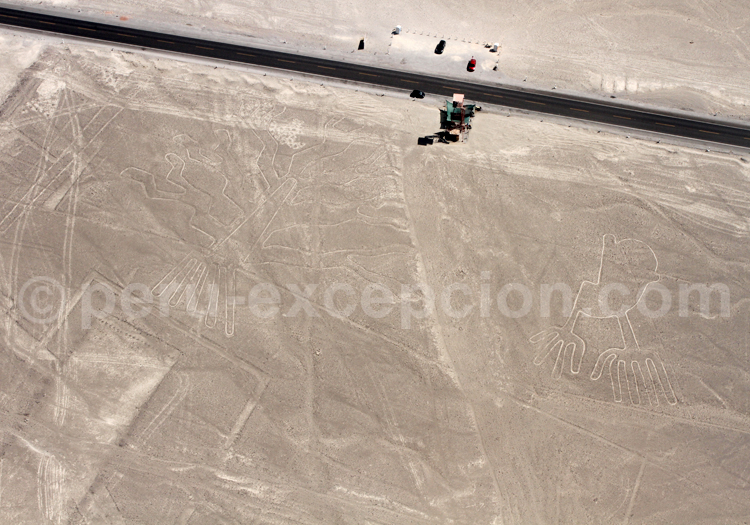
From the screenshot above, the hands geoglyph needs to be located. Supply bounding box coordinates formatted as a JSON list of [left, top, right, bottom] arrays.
[[530, 235, 677, 406]]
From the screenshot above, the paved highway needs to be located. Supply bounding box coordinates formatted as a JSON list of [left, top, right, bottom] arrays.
[[2, 4, 750, 148]]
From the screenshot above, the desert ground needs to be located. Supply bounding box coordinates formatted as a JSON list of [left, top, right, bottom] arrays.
[[0, 15, 750, 525]]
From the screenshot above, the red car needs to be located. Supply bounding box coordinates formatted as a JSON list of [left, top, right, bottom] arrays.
[[467, 57, 476, 72]]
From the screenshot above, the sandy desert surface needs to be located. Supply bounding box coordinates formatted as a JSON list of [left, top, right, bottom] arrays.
[[7, 0, 750, 120], [0, 12, 750, 525]]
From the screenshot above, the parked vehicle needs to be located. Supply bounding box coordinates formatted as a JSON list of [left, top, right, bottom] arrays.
[[467, 57, 476, 72], [410, 90, 425, 99], [435, 40, 446, 54]]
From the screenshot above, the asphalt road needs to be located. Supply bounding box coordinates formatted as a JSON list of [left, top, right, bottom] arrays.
[[2, 4, 750, 148]]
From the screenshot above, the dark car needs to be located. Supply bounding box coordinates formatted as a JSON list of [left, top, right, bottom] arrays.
[[410, 90, 425, 99], [435, 40, 446, 54], [467, 57, 476, 72]]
